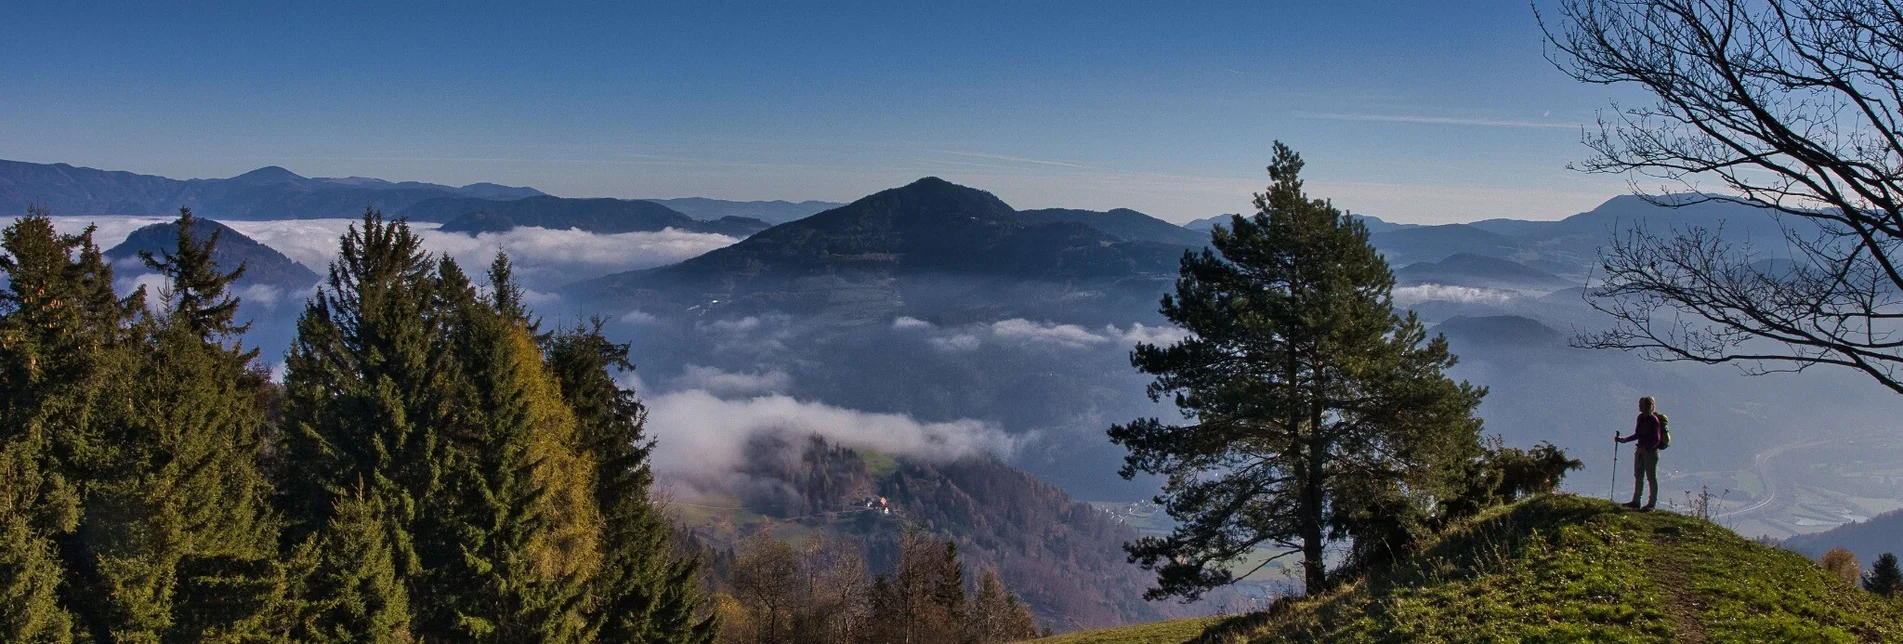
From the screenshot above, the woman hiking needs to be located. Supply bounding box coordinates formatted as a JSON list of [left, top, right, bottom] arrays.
[[1616, 396, 1664, 511]]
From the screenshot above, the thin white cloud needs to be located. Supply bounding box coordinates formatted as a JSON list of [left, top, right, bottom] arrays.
[[676, 364, 793, 397], [908, 318, 1187, 352], [892, 316, 934, 330], [930, 333, 982, 352], [990, 318, 1110, 349], [1292, 111, 1582, 130], [1113, 322, 1189, 347]]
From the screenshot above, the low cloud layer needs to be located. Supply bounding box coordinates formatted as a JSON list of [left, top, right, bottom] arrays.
[[894, 316, 1189, 352], [646, 390, 1020, 477], [1393, 284, 1516, 306], [32, 216, 741, 295]]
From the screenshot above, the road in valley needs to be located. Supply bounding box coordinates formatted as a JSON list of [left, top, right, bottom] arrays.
[[1714, 436, 1835, 521]]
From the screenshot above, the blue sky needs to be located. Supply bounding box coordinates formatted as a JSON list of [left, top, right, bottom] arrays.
[[2, 1, 1644, 224]]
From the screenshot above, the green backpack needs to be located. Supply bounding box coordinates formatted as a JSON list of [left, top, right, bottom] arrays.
[[1654, 412, 1671, 450]]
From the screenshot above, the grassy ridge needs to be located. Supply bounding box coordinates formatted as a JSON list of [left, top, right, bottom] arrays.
[[1025, 495, 1903, 643]]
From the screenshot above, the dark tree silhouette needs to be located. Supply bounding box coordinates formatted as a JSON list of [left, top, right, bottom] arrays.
[[1866, 552, 1902, 596]]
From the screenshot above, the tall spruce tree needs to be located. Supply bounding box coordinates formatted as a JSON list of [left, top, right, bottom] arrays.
[[426, 259, 601, 642], [1109, 143, 1485, 598], [74, 207, 284, 642], [545, 319, 714, 643], [279, 210, 448, 636], [279, 209, 452, 537], [0, 209, 143, 642]]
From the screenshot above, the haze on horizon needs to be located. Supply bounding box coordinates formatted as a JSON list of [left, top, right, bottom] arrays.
[[3, 1, 1641, 225]]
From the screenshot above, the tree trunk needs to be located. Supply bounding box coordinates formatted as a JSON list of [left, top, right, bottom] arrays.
[[1300, 432, 1327, 595]]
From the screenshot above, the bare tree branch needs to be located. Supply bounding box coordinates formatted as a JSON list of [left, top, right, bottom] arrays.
[[1547, 0, 1903, 394]]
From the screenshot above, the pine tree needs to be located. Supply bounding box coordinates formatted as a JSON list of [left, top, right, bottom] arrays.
[[1109, 143, 1486, 598], [0, 451, 75, 643], [428, 260, 600, 642], [1865, 553, 1902, 597], [545, 319, 713, 642], [136, 208, 248, 338], [61, 206, 289, 642], [279, 209, 453, 534], [931, 540, 966, 630], [278, 210, 449, 636], [0, 209, 143, 642], [286, 485, 413, 643]]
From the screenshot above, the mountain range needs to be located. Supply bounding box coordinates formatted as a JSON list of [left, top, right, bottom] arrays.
[[0, 160, 545, 220], [2, 159, 802, 237], [641, 197, 845, 225], [420, 196, 770, 237]]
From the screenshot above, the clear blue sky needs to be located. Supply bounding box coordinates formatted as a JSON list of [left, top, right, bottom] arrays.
[[2, 1, 1643, 224]]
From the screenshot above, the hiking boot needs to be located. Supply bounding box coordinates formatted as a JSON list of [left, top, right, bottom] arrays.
[[1641, 503, 1656, 512], [1622, 501, 1641, 509]]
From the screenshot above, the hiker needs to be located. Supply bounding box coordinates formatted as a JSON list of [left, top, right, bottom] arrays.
[[1616, 396, 1663, 511]]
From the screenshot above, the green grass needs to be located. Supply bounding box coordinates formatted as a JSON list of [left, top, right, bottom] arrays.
[[1021, 495, 1903, 643], [860, 449, 899, 478], [1022, 617, 1223, 644]]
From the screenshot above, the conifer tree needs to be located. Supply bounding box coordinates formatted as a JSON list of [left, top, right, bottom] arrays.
[[74, 207, 284, 641], [546, 318, 713, 643], [426, 258, 601, 642], [1865, 553, 1902, 597], [1109, 143, 1485, 598], [280, 209, 453, 534], [0, 452, 76, 643], [136, 208, 248, 338], [279, 210, 446, 635], [286, 485, 413, 643], [0, 209, 143, 642]]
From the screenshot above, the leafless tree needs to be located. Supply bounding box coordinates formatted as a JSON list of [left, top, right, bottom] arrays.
[[1544, 0, 1903, 393]]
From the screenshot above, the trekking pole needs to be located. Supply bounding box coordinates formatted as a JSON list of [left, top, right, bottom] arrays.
[[1609, 434, 1619, 502]]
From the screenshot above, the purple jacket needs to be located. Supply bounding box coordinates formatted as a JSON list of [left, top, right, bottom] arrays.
[[1620, 413, 1662, 450]]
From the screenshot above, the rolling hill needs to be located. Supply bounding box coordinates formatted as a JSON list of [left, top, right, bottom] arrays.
[[1782, 508, 1903, 573], [1368, 223, 1523, 267], [104, 216, 320, 291], [676, 435, 1206, 632], [570, 177, 1186, 321], [1019, 208, 1209, 246], [1029, 495, 1903, 643]]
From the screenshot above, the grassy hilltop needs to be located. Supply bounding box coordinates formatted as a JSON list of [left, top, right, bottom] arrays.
[[1027, 495, 1903, 643]]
